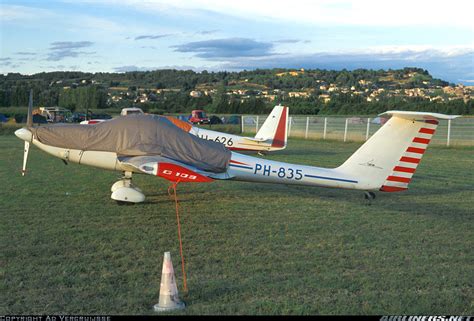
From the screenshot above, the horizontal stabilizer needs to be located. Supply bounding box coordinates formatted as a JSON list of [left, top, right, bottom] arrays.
[[380, 110, 461, 121], [241, 137, 271, 144]]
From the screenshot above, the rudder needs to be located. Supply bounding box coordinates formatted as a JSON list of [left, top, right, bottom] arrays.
[[255, 105, 288, 148]]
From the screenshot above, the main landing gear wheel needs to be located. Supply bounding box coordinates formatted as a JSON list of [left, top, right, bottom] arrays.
[[111, 171, 145, 204], [364, 191, 376, 205]]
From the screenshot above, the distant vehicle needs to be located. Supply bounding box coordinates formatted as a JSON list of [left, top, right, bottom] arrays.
[[32, 114, 48, 124], [348, 117, 364, 125], [33, 107, 72, 123], [121, 107, 144, 116], [372, 117, 389, 125], [209, 115, 223, 125], [226, 115, 240, 125], [71, 112, 87, 123], [189, 110, 210, 125], [90, 113, 112, 120], [80, 109, 135, 124]]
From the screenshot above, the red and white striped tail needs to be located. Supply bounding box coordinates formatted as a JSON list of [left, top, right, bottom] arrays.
[[380, 120, 438, 192], [337, 111, 460, 192]]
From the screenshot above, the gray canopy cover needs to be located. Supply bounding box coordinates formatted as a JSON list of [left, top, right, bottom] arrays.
[[32, 115, 231, 173]]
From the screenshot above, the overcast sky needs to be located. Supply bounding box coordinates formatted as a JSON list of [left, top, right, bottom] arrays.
[[1, 0, 473, 84]]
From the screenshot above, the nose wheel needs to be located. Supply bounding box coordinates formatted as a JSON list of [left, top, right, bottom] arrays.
[[364, 191, 376, 205], [111, 171, 145, 204]]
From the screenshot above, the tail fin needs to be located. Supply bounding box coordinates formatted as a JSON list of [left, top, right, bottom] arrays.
[[337, 111, 460, 192], [255, 105, 288, 148]]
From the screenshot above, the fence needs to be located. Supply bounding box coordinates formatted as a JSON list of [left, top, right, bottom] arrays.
[[241, 115, 474, 146]]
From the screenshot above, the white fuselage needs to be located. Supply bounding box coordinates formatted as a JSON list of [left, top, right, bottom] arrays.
[[216, 152, 371, 190], [19, 128, 367, 191], [32, 137, 127, 172], [190, 127, 283, 152]]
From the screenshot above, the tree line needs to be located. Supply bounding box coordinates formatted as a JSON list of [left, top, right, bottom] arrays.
[[0, 68, 470, 116]]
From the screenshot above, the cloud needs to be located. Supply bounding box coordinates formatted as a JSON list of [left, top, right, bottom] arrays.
[[50, 41, 94, 51], [15, 52, 36, 56], [173, 37, 274, 59], [274, 39, 303, 44], [47, 41, 95, 61], [113, 65, 203, 72], [195, 29, 220, 35], [0, 4, 53, 21], [0, 57, 21, 69], [134, 34, 173, 40], [92, 0, 474, 28], [113, 65, 154, 72]]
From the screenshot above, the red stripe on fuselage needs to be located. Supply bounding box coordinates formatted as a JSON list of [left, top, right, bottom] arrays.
[[157, 163, 213, 183], [230, 159, 250, 165], [271, 107, 287, 148]]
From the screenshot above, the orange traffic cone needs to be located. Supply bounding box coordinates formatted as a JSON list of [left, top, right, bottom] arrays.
[[153, 252, 185, 312]]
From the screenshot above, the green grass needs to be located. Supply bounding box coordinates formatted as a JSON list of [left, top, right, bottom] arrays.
[[0, 135, 473, 315]]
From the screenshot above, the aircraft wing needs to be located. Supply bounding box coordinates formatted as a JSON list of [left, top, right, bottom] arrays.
[[240, 137, 272, 145], [118, 155, 214, 183]]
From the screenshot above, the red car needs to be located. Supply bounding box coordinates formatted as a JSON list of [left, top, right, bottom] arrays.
[[189, 110, 210, 125]]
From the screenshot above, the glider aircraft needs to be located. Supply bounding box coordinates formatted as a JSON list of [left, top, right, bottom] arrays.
[[82, 105, 289, 153], [167, 105, 288, 153], [16, 91, 459, 203]]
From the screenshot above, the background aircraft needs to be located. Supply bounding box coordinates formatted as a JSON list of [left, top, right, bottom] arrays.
[[167, 105, 288, 153], [82, 105, 289, 153], [15, 91, 459, 203]]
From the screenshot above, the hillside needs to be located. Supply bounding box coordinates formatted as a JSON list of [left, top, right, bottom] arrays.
[[0, 68, 472, 115]]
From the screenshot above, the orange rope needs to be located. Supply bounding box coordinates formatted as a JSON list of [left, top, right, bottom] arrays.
[[168, 181, 188, 293]]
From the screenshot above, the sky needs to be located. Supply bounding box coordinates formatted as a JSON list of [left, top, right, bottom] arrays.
[[1, 0, 473, 84]]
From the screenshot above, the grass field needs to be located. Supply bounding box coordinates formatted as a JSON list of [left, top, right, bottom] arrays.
[[0, 134, 473, 315]]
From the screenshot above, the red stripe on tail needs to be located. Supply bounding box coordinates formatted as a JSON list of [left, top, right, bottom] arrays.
[[400, 156, 421, 164], [380, 185, 408, 192], [393, 166, 416, 173], [406, 147, 425, 154], [413, 137, 430, 144], [419, 128, 436, 135], [386, 176, 411, 183], [271, 107, 287, 148]]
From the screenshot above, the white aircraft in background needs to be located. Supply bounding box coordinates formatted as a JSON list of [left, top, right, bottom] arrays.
[[172, 105, 288, 153], [16, 91, 459, 204], [82, 105, 289, 153]]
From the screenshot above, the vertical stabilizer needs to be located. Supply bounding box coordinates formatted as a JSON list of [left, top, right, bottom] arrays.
[[255, 105, 288, 148], [337, 111, 460, 191]]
